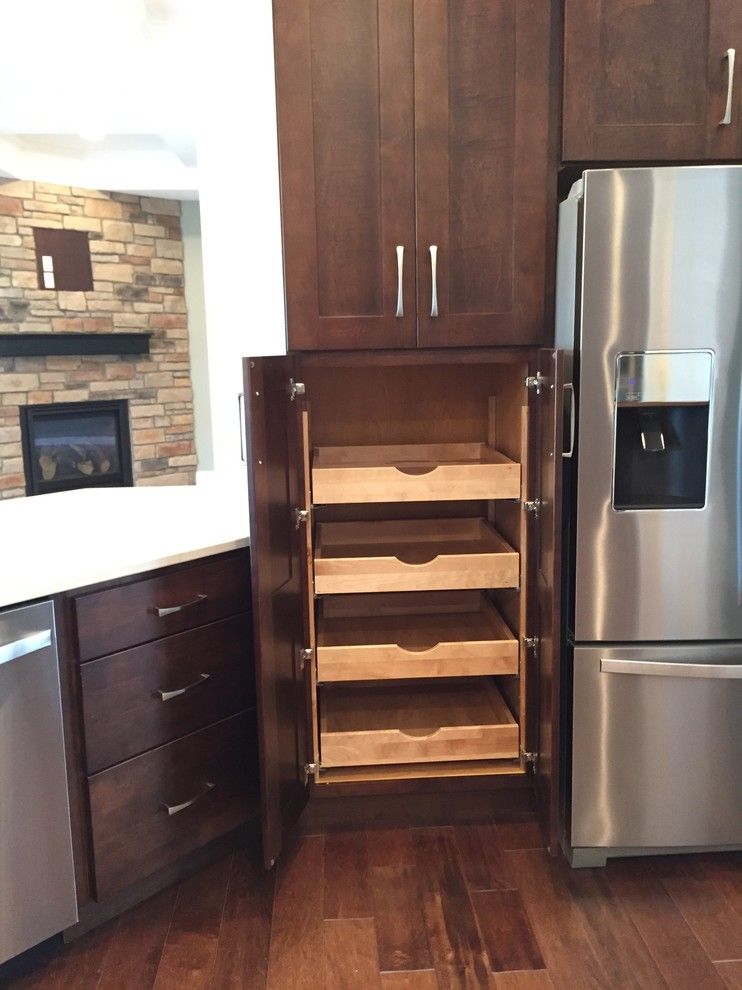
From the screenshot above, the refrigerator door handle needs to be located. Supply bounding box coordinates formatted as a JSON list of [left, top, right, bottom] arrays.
[[601, 657, 742, 679], [0, 629, 52, 667]]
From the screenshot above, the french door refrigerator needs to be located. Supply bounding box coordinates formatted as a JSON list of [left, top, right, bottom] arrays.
[[556, 166, 742, 867]]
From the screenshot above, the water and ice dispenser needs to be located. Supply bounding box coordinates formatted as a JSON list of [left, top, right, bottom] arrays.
[[612, 351, 713, 510]]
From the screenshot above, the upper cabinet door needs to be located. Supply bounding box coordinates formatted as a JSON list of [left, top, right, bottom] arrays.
[[563, 0, 742, 161], [414, 0, 553, 348], [273, 0, 416, 351]]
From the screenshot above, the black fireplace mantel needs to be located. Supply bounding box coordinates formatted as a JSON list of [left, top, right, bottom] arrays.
[[0, 333, 151, 358]]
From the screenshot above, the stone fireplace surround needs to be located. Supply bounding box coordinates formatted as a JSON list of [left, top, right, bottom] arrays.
[[0, 180, 197, 499]]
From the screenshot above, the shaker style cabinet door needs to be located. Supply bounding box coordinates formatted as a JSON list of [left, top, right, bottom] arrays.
[[563, 0, 742, 161], [414, 0, 552, 348], [273, 0, 416, 351]]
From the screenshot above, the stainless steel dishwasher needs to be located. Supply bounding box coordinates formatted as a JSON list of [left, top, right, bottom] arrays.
[[0, 601, 78, 964]]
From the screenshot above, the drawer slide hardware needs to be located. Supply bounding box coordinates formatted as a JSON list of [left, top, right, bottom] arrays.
[[293, 507, 310, 529], [154, 593, 208, 618], [524, 636, 540, 657], [303, 761, 318, 785], [288, 379, 306, 401], [521, 750, 537, 771], [156, 672, 211, 702], [298, 647, 313, 671], [523, 499, 541, 516], [162, 781, 215, 816], [525, 372, 548, 395]]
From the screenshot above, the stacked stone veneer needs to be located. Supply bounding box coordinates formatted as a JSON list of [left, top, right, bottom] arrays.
[[0, 180, 197, 498]]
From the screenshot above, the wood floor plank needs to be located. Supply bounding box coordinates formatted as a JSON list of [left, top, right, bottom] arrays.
[[366, 830, 431, 973], [324, 918, 382, 989], [716, 960, 742, 990], [265, 835, 325, 990], [98, 887, 178, 990], [413, 827, 491, 987], [558, 864, 666, 990], [209, 845, 275, 989], [453, 825, 513, 892], [662, 875, 742, 962], [606, 860, 727, 990], [470, 890, 544, 973], [324, 830, 373, 919], [380, 972, 439, 988], [503, 849, 611, 989], [54, 918, 121, 989], [153, 855, 232, 990], [495, 819, 544, 851], [491, 972, 555, 989]]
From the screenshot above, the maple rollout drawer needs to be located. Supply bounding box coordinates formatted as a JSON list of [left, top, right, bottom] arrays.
[[313, 518, 519, 595], [317, 591, 518, 682], [319, 679, 519, 768], [74, 552, 250, 661], [88, 712, 257, 898], [311, 443, 520, 504], [80, 614, 254, 773]]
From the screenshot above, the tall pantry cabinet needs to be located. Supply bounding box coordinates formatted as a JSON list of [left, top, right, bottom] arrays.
[[245, 0, 564, 870]]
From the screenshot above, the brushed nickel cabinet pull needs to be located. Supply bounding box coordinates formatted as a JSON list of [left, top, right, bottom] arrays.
[[162, 781, 215, 816], [155, 672, 211, 702], [721, 48, 736, 125], [395, 245, 405, 318], [154, 593, 207, 618], [429, 245, 439, 317]]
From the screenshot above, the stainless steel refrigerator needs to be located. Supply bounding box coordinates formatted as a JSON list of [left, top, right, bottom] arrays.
[[555, 166, 742, 867]]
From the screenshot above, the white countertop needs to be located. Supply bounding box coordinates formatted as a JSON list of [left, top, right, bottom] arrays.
[[0, 485, 249, 609]]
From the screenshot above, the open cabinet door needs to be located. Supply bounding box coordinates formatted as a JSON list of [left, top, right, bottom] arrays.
[[534, 349, 565, 854], [244, 357, 311, 868]]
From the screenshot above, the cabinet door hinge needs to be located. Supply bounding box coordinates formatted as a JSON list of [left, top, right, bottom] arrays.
[[525, 372, 548, 395], [298, 647, 313, 671], [288, 378, 306, 401], [293, 507, 310, 528], [303, 762, 318, 785], [523, 499, 541, 516], [524, 636, 540, 658], [521, 750, 538, 771]]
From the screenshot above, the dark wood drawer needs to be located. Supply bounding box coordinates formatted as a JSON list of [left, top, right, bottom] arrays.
[[74, 551, 249, 661], [88, 712, 257, 898], [80, 614, 254, 773]]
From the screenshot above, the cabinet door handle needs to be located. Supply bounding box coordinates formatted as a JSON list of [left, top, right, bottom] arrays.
[[395, 245, 404, 318], [721, 48, 736, 125], [156, 672, 211, 702], [161, 781, 215, 816], [563, 383, 576, 459], [238, 392, 246, 463], [429, 245, 439, 317], [154, 593, 207, 618]]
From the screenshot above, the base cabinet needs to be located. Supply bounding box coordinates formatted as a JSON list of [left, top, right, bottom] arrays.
[[244, 350, 564, 867]]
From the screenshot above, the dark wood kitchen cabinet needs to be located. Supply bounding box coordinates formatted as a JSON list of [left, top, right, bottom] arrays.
[[563, 0, 742, 161], [243, 350, 566, 868], [273, 0, 554, 351]]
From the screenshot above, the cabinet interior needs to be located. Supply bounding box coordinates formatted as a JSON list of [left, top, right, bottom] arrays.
[[300, 357, 531, 785]]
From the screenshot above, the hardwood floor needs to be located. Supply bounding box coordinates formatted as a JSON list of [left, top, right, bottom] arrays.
[[7, 818, 741, 989]]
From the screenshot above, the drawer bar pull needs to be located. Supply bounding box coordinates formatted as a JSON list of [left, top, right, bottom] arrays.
[[156, 672, 211, 702], [154, 593, 208, 618], [162, 781, 215, 816]]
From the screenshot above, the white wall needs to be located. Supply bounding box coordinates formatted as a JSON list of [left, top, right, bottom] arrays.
[[181, 201, 214, 473]]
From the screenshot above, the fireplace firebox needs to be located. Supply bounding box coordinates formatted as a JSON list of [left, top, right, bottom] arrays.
[[20, 400, 133, 496]]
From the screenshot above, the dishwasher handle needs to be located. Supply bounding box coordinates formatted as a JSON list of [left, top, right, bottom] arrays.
[[601, 657, 742, 679], [0, 629, 52, 667]]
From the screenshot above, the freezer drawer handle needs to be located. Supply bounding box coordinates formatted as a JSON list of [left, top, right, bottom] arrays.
[[721, 48, 736, 125], [0, 629, 52, 667], [600, 658, 742, 679]]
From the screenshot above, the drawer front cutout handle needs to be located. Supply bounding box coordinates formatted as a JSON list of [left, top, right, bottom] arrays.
[[721, 48, 736, 125], [156, 672, 211, 702], [395, 550, 440, 566], [395, 245, 404, 318], [393, 464, 438, 477], [429, 245, 439, 317], [154, 593, 208, 618], [162, 781, 215, 816]]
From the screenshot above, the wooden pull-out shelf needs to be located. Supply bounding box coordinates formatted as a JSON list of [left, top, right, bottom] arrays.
[[312, 443, 520, 504], [314, 518, 519, 594], [320, 679, 519, 768], [317, 591, 518, 682]]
